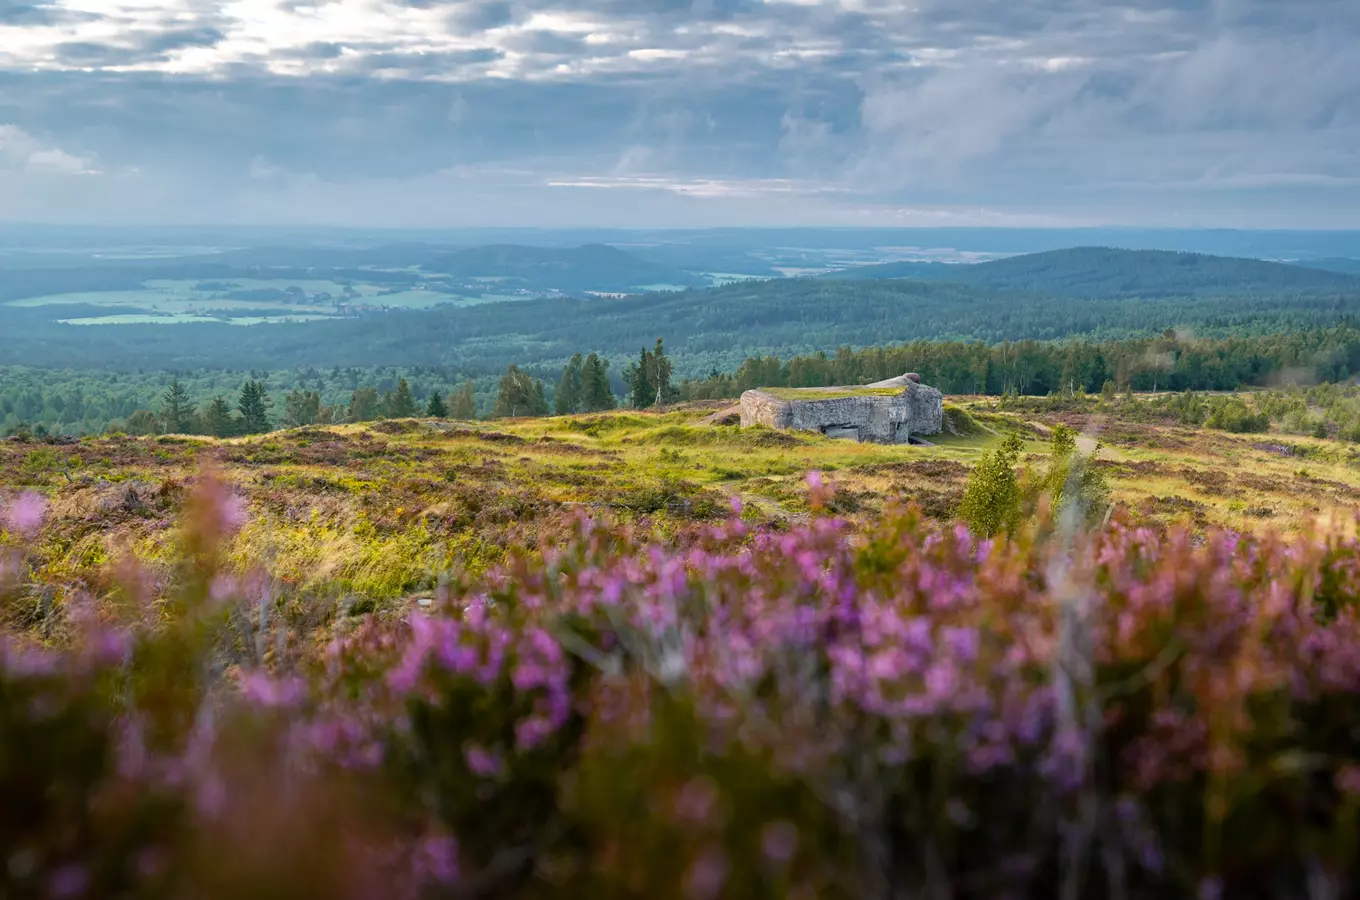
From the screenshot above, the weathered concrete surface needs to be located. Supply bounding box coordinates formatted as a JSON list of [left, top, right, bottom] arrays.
[[739, 376, 943, 444]]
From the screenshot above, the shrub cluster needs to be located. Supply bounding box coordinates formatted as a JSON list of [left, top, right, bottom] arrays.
[[3, 478, 1360, 898]]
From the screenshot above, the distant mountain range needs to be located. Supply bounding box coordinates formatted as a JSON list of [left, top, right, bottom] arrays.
[[819, 247, 1360, 297]]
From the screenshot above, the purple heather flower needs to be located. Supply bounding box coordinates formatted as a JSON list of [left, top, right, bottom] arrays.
[[6, 491, 46, 537], [464, 743, 503, 777], [414, 833, 460, 885], [1198, 877, 1224, 900], [684, 847, 729, 900], [1336, 764, 1360, 796], [48, 864, 88, 899], [760, 820, 799, 865], [673, 775, 721, 826]]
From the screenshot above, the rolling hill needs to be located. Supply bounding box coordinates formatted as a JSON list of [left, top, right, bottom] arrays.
[[822, 247, 1360, 297], [422, 243, 706, 292]]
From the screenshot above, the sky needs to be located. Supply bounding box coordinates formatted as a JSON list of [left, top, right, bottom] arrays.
[[0, 0, 1357, 229]]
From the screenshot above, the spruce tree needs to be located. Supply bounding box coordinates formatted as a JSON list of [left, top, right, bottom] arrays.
[[624, 347, 655, 409], [202, 396, 236, 438], [348, 387, 380, 422], [449, 382, 477, 420], [386, 378, 418, 418], [237, 380, 271, 434], [159, 377, 196, 434], [555, 354, 584, 415], [581, 354, 616, 411], [426, 391, 449, 418]]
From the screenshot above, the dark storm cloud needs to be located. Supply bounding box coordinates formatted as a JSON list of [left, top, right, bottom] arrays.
[[1, 0, 1358, 226]]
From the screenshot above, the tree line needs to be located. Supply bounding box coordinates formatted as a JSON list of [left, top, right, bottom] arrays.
[[679, 325, 1360, 399], [12, 325, 1360, 438]]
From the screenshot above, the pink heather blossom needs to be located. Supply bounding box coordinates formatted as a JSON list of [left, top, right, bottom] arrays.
[[413, 833, 459, 885], [48, 864, 88, 899], [684, 847, 729, 900], [239, 672, 304, 709], [1336, 764, 1360, 796], [464, 743, 503, 777], [673, 775, 722, 826], [6, 491, 46, 537], [760, 820, 799, 864]]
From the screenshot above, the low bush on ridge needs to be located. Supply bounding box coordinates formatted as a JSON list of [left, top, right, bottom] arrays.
[[2, 474, 1360, 898]]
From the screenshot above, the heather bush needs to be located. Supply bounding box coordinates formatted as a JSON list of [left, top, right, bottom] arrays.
[[3, 478, 1360, 898]]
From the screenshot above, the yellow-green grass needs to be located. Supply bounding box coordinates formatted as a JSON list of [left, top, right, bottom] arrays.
[[6, 399, 1360, 614]]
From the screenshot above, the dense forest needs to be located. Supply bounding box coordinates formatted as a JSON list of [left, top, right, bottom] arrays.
[[679, 325, 1360, 398]]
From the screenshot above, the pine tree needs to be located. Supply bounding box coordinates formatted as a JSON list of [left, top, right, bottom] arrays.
[[492, 365, 549, 418], [385, 378, 418, 418], [624, 347, 655, 409], [449, 382, 477, 420], [555, 354, 584, 415], [426, 391, 449, 418], [237, 380, 271, 434], [348, 387, 380, 423], [159, 377, 196, 434], [202, 396, 236, 438], [581, 353, 616, 412]]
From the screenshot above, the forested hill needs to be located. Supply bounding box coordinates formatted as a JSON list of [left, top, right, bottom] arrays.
[[823, 247, 1360, 297], [5, 275, 1360, 376], [421, 244, 705, 292]]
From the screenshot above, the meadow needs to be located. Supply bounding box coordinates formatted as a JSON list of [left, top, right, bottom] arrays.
[[6, 396, 1359, 601], [4, 396, 1360, 898], [6, 277, 531, 325]]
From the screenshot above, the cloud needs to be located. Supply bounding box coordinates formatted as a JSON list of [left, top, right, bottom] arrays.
[[0, 124, 99, 175], [0, 0, 1356, 226]]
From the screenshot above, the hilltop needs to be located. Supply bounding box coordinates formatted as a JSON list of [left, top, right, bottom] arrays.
[[823, 246, 1360, 296]]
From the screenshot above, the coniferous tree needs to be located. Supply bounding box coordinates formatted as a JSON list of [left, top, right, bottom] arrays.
[[492, 365, 549, 418], [426, 391, 449, 418], [202, 396, 236, 438], [237, 380, 271, 434], [449, 382, 477, 419], [624, 347, 655, 409], [385, 378, 418, 418], [555, 354, 584, 415], [348, 387, 380, 423], [159, 377, 196, 434], [581, 353, 616, 412]]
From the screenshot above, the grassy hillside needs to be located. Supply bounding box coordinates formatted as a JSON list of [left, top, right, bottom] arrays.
[[7, 397, 1360, 607], [825, 246, 1360, 296]]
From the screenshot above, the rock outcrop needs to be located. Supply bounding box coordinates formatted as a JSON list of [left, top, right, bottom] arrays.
[[739, 376, 944, 445]]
